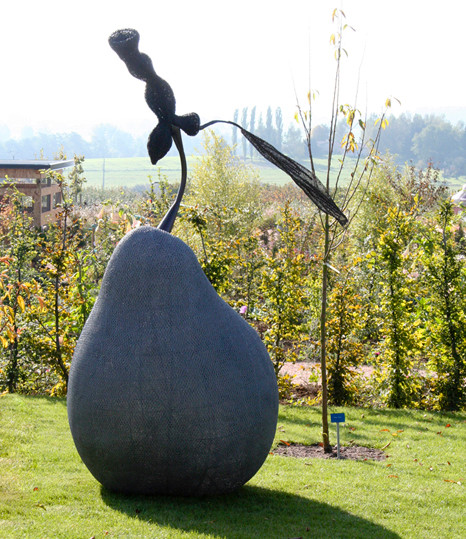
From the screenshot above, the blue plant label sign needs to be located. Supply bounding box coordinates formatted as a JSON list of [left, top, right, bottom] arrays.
[[331, 413, 346, 423]]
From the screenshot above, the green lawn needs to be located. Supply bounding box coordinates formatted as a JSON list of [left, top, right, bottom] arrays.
[[82, 156, 343, 190], [83, 156, 197, 189], [82, 155, 465, 195], [1, 395, 464, 538]]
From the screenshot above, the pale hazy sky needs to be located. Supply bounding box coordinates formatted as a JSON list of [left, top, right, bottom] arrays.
[[1, 0, 464, 139]]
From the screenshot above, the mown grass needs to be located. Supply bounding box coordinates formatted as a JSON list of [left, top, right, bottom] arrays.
[[0, 395, 464, 538], [82, 155, 343, 190], [83, 156, 199, 189], [83, 155, 465, 195]]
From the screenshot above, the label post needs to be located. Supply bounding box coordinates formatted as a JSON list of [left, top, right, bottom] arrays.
[[330, 413, 346, 459]]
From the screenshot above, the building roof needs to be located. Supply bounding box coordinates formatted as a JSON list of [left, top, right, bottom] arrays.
[[0, 159, 74, 170], [452, 184, 466, 204]]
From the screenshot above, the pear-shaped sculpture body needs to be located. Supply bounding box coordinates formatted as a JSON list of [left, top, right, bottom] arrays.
[[68, 226, 278, 496]]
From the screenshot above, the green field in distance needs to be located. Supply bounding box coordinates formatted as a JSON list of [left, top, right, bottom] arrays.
[[83, 155, 336, 189], [82, 155, 463, 191]]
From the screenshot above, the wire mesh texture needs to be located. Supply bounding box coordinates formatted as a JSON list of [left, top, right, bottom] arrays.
[[67, 28, 346, 497], [68, 227, 278, 495], [107, 28, 348, 228]]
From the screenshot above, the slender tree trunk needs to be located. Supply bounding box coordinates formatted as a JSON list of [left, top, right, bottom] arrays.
[[54, 274, 68, 386], [7, 330, 19, 393], [54, 195, 69, 386], [8, 269, 22, 392], [320, 213, 332, 452]]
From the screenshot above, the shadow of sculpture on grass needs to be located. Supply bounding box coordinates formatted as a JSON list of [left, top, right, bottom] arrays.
[[101, 484, 400, 539]]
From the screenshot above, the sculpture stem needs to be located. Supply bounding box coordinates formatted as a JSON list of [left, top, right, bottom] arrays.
[[157, 126, 187, 232]]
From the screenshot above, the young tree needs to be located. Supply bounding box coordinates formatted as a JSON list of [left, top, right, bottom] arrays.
[[421, 200, 466, 410], [31, 158, 89, 392], [259, 203, 309, 376], [0, 188, 40, 392], [182, 131, 262, 292], [326, 266, 365, 405], [185, 130, 261, 238], [68, 155, 86, 204], [296, 9, 391, 449], [371, 205, 421, 408]]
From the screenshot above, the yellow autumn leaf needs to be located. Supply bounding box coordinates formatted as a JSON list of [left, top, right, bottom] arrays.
[[17, 296, 25, 312], [346, 109, 355, 126]]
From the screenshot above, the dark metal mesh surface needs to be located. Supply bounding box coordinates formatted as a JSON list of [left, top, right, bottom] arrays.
[[107, 28, 347, 227], [238, 125, 347, 225], [68, 227, 278, 496], [108, 29, 200, 165], [67, 29, 345, 497]]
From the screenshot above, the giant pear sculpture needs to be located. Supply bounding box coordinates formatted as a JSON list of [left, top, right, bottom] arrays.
[[67, 29, 347, 497]]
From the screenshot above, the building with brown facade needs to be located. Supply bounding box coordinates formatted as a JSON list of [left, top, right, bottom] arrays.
[[0, 160, 74, 227]]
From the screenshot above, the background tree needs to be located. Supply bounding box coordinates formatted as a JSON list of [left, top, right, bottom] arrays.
[[412, 118, 462, 174], [283, 125, 306, 160], [275, 107, 283, 151], [257, 113, 265, 142], [310, 124, 329, 157], [232, 109, 239, 154], [375, 113, 426, 163], [241, 107, 249, 160], [265, 106, 274, 145]]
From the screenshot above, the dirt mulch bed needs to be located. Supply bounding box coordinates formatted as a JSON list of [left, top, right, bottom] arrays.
[[280, 384, 320, 404], [272, 443, 387, 461]]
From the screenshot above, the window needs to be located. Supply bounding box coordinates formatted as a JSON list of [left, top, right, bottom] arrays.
[[53, 191, 62, 208], [21, 195, 34, 213], [40, 177, 52, 186], [15, 178, 35, 184], [41, 194, 51, 213]]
